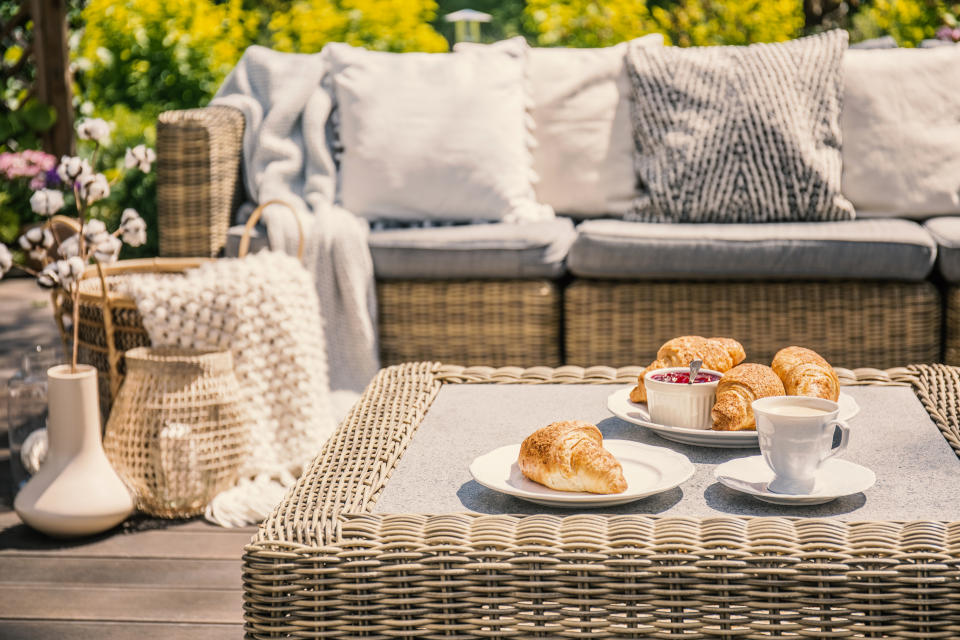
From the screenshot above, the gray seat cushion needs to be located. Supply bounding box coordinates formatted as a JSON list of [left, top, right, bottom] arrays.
[[568, 218, 936, 281], [924, 217, 960, 282], [369, 218, 576, 280]]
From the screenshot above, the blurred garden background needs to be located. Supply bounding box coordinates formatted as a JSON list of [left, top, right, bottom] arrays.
[[1, 0, 958, 262]]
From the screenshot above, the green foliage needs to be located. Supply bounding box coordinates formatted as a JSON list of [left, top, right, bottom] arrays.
[[851, 0, 953, 46], [76, 0, 258, 115], [268, 0, 449, 53], [0, 99, 57, 152]]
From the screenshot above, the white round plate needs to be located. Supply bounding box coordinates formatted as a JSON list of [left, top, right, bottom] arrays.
[[714, 455, 876, 505], [468, 440, 695, 508], [606, 387, 860, 448]]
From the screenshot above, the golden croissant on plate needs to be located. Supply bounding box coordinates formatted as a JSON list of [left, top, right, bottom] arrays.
[[711, 363, 785, 431], [771, 346, 839, 401], [518, 420, 627, 494], [630, 336, 746, 403]]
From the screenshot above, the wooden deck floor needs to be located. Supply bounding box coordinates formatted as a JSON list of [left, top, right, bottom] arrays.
[[0, 508, 254, 639]]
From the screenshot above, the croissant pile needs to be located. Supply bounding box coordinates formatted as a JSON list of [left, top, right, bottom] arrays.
[[518, 421, 627, 494], [632, 337, 840, 431]]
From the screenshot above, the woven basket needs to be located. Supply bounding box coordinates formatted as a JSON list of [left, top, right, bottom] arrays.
[[53, 200, 302, 416], [102, 347, 252, 517]]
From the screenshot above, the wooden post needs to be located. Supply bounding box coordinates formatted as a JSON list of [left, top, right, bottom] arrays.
[[30, 0, 73, 157]]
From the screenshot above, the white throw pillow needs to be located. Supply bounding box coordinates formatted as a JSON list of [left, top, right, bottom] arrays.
[[324, 42, 552, 223], [842, 47, 960, 218], [457, 35, 663, 217]]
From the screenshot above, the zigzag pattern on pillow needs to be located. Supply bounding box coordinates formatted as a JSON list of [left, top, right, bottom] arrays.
[[624, 30, 855, 224]]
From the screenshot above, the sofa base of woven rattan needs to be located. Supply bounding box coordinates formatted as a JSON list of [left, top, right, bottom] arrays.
[[564, 279, 941, 370], [377, 279, 563, 368], [944, 286, 960, 366], [242, 362, 960, 640]]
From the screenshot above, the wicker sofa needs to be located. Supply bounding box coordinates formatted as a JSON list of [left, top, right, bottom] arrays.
[[154, 96, 950, 372]]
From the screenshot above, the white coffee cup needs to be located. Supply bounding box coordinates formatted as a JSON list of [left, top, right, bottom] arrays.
[[752, 396, 851, 495]]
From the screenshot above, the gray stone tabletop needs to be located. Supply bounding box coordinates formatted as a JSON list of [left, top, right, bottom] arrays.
[[373, 383, 958, 521]]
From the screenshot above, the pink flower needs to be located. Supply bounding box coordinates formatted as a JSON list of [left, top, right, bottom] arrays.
[[0, 150, 57, 181]]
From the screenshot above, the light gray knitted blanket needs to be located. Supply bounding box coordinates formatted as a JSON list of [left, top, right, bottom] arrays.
[[211, 45, 380, 400]]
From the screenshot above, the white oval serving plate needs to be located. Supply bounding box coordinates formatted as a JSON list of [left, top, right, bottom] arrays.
[[606, 387, 860, 448]]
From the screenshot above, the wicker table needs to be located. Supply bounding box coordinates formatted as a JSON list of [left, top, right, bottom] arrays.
[[243, 363, 960, 639]]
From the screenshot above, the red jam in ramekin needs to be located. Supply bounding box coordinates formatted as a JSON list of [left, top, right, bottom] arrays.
[[649, 371, 722, 384]]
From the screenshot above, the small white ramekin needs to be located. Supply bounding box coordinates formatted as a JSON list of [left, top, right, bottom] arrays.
[[644, 366, 723, 430]]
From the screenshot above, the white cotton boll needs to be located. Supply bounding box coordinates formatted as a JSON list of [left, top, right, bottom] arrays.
[[20, 228, 51, 263], [92, 235, 121, 264], [58, 234, 80, 259], [57, 156, 92, 185], [55, 258, 83, 290], [30, 189, 65, 216], [37, 262, 60, 288], [76, 118, 111, 144], [124, 145, 156, 173], [120, 210, 147, 247], [82, 219, 107, 245], [77, 173, 110, 205]]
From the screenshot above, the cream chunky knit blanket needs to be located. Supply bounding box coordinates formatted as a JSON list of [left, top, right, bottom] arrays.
[[123, 252, 338, 527]]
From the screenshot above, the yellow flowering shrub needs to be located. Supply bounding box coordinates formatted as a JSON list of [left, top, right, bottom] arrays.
[[525, 0, 803, 47], [78, 0, 257, 113], [524, 0, 654, 47], [852, 0, 944, 47], [269, 0, 449, 53], [651, 0, 803, 46]]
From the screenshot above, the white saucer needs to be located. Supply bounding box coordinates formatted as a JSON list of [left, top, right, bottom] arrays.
[[469, 440, 695, 508], [714, 456, 876, 505], [606, 387, 860, 449]]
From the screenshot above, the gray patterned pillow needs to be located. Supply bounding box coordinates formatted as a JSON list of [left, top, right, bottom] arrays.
[[625, 30, 855, 223]]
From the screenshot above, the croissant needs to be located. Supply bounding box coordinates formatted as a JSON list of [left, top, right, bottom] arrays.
[[518, 421, 627, 494], [771, 346, 839, 401], [630, 336, 746, 403], [711, 363, 785, 431]]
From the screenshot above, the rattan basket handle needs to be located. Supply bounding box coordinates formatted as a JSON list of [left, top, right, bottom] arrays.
[[238, 200, 305, 260]]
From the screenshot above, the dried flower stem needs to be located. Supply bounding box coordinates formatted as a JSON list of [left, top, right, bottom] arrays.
[[72, 180, 85, 375]]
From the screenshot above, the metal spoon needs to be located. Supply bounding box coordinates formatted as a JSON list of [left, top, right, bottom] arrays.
[[687, 359, 702, 384]]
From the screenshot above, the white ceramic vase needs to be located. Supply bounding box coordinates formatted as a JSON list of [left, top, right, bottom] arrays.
[[14, 364, 134, 538]]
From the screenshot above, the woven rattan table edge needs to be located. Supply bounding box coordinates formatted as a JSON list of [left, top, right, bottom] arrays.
[[248, 361, 949, 553], [242, 362, 960, 640]]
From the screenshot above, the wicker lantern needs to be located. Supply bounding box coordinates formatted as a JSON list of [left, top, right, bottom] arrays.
[[103, 347, 252, 518]]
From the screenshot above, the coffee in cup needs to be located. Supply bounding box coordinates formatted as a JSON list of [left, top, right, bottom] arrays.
[[752, 396, 850, 495]]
